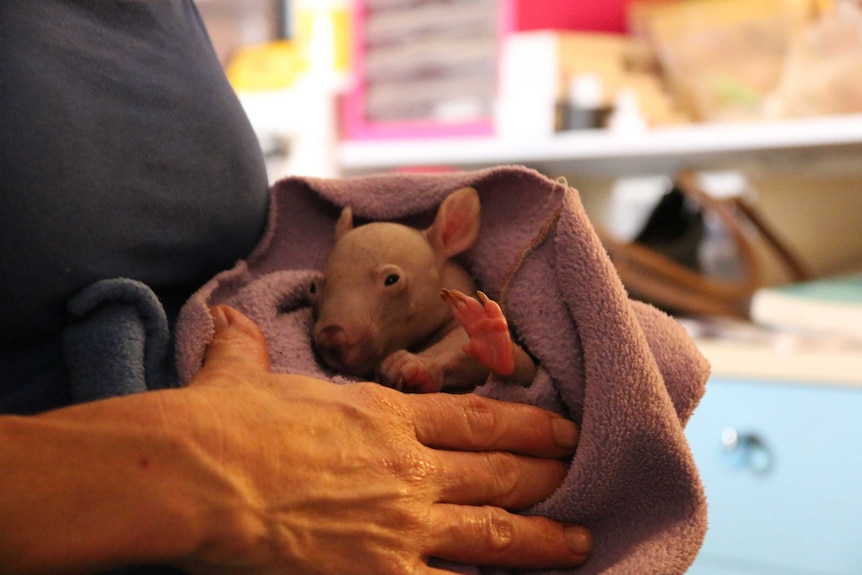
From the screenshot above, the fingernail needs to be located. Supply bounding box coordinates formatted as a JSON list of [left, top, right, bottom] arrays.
[[552, 418, 580, 450], [209, 305, 229, 329], [566, 526, 593, 556]]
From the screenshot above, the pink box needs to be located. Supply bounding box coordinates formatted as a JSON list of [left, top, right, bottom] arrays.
[[341, 0, 630, 141], [506, 0, 629, 34]]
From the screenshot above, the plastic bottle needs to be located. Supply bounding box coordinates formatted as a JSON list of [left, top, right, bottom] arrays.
[[607, 88, 648, 132], [560, 73, 610, 130], [697, 171, 748, 281]]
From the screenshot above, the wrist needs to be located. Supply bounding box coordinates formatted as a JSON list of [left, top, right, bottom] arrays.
[[159, 387, 271, 573]]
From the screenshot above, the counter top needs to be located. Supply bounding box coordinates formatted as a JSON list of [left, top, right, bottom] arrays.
[[678, 315, 862, 386]]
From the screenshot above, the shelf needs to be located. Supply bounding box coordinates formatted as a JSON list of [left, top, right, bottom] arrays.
[[338, 113, 862, 178]]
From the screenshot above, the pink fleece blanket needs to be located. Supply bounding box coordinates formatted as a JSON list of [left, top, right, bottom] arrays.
[[175, 165, 709, 574]]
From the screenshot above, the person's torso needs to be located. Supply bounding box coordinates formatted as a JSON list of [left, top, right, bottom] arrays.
[[0, 0, 270, 412]]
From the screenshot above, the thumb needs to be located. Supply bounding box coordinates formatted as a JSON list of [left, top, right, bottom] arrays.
[[192, 305, 272, 384]]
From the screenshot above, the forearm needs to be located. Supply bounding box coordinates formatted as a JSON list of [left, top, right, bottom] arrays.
[[0, 390, 233, 575]]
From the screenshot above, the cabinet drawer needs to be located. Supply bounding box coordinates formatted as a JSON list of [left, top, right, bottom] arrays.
[[685, 378, 862, 575]]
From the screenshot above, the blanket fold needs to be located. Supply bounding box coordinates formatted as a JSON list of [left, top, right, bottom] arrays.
[[172, 165, 709, 575], [64, 278, 174, 403]]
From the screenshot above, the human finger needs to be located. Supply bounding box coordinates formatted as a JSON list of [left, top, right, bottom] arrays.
[[192, 305, 271, 383], [408, 393, 579, 459], [434, 450, 568, 509], [427, 504, 592, 569]]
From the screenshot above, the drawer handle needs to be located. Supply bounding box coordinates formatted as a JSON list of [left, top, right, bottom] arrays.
[[721, 426, 774, 475]]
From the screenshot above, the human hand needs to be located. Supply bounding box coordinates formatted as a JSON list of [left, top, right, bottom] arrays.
[[176, 305, 591, 575]]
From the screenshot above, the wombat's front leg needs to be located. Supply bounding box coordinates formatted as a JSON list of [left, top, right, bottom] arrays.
[[377, 313, 503, 393], [376, 351, 445, 394], [441, 289, 536, 384], [376, 290, 536, 393]]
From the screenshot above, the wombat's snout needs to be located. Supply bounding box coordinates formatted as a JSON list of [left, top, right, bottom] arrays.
[[314, 323, 377, 376], [315, 325, 349, 368]]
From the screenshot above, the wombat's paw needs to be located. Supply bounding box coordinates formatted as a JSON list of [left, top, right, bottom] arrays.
[[377, 350, 444, 393], [441, 289, 516, 376]]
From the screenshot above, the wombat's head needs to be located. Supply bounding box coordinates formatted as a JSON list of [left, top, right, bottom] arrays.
[[308, 187, 480, 376]]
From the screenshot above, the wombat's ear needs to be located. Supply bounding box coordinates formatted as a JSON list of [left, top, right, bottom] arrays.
[[427, 186, 481, 257], [334, 207, 354, 241]]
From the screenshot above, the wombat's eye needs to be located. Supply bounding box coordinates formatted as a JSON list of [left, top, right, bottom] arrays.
[[309, 282, 317, 294], [384, 274, 400, 286]]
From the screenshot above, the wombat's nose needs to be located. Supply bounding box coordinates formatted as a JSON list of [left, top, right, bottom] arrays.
[[316, 325, 349, 368], [318, 324, 348, 347]]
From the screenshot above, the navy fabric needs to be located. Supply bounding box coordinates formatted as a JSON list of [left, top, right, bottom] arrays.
[[0, 0, 270, 413], [63, 278, 175, 404]]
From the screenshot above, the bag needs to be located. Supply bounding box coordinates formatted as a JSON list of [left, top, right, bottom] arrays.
[[601, 171, 810, 318]]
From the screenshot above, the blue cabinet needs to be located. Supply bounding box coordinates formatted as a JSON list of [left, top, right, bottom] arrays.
[[685, 377, 862, 575]]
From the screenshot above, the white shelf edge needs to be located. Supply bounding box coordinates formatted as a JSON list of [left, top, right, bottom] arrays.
[[338, 114, 862, 176]]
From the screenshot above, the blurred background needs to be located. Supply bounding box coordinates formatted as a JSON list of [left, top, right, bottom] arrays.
[[195, 0, 862, 277], [194, 1, 862, 573]]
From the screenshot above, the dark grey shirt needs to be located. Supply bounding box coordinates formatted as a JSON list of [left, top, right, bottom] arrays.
[[0, 0, 270, 413]]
